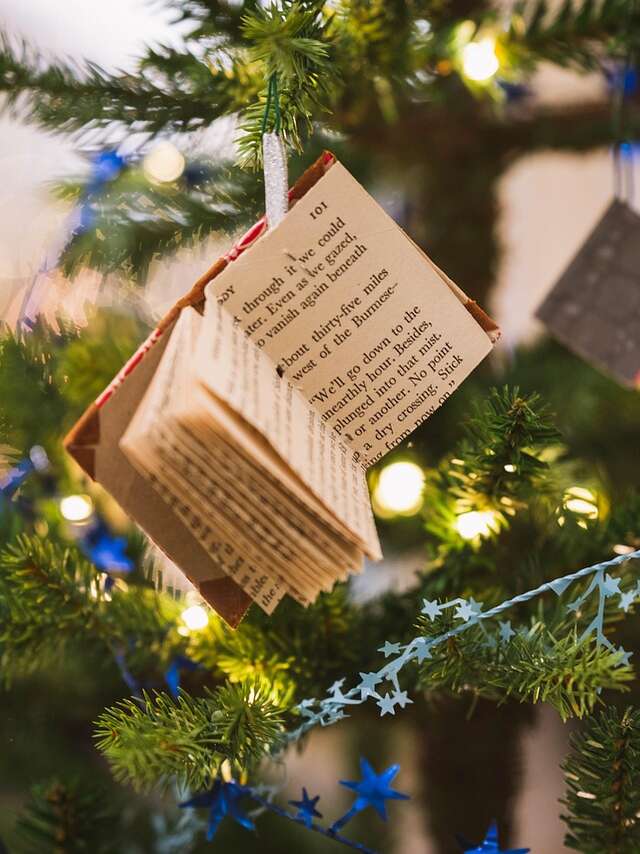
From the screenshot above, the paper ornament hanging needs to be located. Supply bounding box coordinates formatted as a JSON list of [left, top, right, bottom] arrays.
[[536, 200, 640, 387]]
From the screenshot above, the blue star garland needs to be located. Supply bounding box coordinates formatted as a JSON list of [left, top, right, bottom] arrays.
[[180, 780, 254, 841], [288, 549, 640, 742], [460, 820, 530, 854], [77, 518, 134, 576], [181, 758, 408, 854], [288, 787, 322, 827], [331, 758, 409, 832], [0, 447, 49, 505]]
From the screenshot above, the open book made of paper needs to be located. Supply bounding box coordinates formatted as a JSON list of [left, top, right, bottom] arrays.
[[65, 152, 499, 627]]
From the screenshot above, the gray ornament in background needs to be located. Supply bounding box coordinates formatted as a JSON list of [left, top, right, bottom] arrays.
[[536, 200, 640, 388]]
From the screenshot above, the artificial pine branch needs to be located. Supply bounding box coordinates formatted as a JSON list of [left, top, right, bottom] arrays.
[[54, 161, 263, 281], [508, 0, 640, 69], [418, 619, 633, 721], [94, 682, 287, 790], [0, 322, 73, 457], [237, 2, 340, 166], [15, 779, 117, 854], [423, 386, 562, 550], [562, 705, 640, 853], [0, 35, 249, 136], [0, 535, 179, 679]]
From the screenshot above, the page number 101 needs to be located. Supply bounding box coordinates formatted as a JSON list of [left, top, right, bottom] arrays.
[[309, 201, 328, 220]]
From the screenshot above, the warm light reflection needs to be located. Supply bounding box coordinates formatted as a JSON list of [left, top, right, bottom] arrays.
[[60, 494, 94, 523], [563, 486, 599, 520], [373, 461, 425, 516], [181, 603, 209, 631], [143, 142, 185, 183], [455, 510, 499, 540], [462, 37, 500, 82]]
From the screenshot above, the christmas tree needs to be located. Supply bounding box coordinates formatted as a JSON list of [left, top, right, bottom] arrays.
[[2, 2, 640, 852]]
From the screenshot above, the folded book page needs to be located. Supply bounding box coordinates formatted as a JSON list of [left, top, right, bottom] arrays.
[[120, 308, 286, 614], [209, 160, 494, 466], [121, 304, 380, 614]]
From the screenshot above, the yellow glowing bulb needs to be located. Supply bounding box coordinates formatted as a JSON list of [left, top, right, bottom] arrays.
[[143, 142, 185, 183], [181, 604, 209, 631], [455, 510, 498, 540], [373, 461, 425, 516], [563, 486, 599, 520], [60, 494, 94, 523], [462, 37, 499, 82]]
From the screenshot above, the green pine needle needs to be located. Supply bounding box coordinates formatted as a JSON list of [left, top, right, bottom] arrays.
[[562, 706, 640, 853], [94, 682, 286, 790]]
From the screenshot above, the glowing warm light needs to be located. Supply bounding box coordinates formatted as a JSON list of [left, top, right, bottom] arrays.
[[614, 544, 635, 555], [455, 510, 498, 540], [143, 142, 185, 183], [60, 494, 94, 523], [181, 604, 209, 631], [504, 464, 516, 473], [563, 486, 599, 520], [373, 461, 425, 516], [462, 37, 499, 82]]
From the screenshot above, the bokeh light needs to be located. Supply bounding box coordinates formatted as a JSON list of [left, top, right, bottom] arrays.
[[143, 141, 185, 183], [462, 37, 499, 82], [373, 461, 425, 516], [60, 494, 94, 523]]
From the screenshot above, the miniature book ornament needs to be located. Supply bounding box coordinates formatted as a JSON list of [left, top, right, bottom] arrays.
[[65, 152, 499, 627], [537, 199, 640, 388]]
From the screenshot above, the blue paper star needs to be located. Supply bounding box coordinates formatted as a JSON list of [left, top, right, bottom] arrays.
[[455, 600, 475, 622], [617, 646, 633, 666], [421, 599, 442, 620], [333, 758, 409, 830], [377, 693, 397, 716], [603, 573, 622, 596], [414, 638, 433, 663], [0, 458, 33, 501], [499, 621, 515, 643], [180, 780, 254, 841], [79, 520, 134, 574], [379, 641, 402, 657], [358, 671, 383, 699], [461, 820, 529, 853], [328, 678, 345, 695], [289, 788, 322, 827], [619, 590, 636, 612], [392, 690, 412, 709]]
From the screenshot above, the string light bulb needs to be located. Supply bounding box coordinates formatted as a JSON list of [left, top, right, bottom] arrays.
[[181, 603, 209, 631], [462, 36, 500, 82], [60, 494, 94, 523], [143, 141, 185, 183], [455, 510, 498, 540], [372, 461, 425, 517], [563, 486, 599, 520]]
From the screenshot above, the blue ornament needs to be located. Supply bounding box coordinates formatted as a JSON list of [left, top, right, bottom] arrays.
[[113, 649, 142, 696], [289, 787, 322, 827], [605, 65, 638, 96], [164, 654, 201, 698], [0, 458, 33, 502], [180, 780, 254, 841], [78, 519, 133, 574], [183, 161, 211, 188], [461, 821, 530, 854], [88, 150, 126, 189], [331, 758, 409, 833], [497, 80, 531, 102]]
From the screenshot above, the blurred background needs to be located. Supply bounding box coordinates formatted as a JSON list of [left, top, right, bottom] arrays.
[[1, 1, 640, 852]]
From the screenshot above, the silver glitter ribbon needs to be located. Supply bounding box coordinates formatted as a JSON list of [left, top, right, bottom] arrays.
[[263, 132, 289, 229]]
